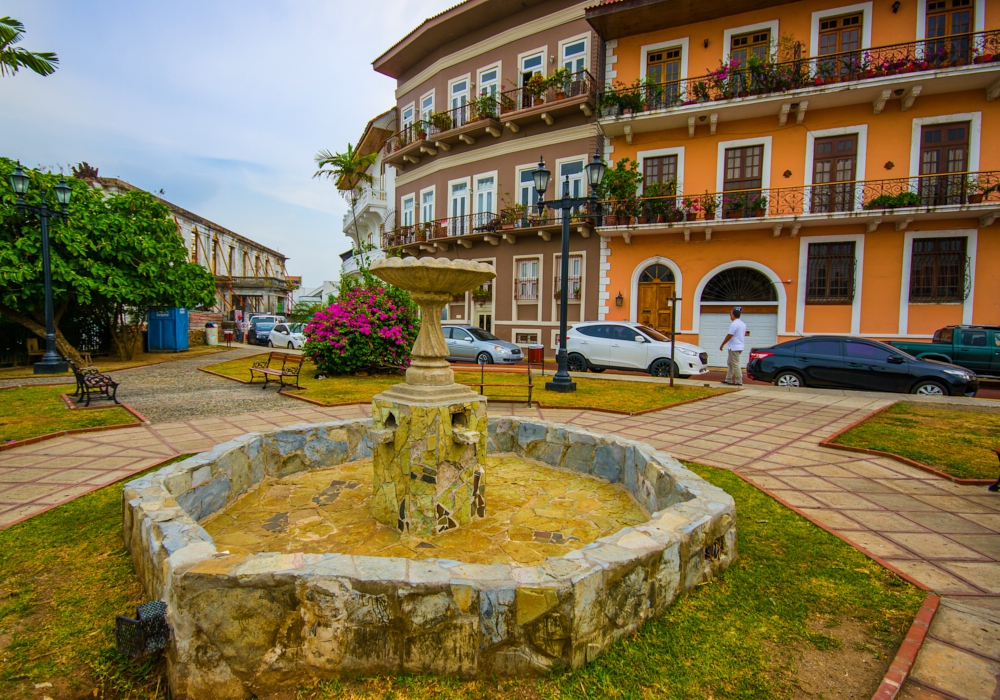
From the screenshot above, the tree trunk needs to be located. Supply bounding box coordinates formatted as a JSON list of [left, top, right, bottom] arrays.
[[0, 302, 84, 366]]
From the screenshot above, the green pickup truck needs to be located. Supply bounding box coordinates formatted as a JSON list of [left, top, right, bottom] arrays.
[[890, 325, 1000, 379]]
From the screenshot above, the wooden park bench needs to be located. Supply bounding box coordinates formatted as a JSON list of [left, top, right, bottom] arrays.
[[68, 360, 120, 407], [249, 352, 304, 391], [25, 337, 45, 364]]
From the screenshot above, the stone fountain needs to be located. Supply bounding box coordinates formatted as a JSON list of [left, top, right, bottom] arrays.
[[367, 256, 495, 535], [121, 257, 737, 699]]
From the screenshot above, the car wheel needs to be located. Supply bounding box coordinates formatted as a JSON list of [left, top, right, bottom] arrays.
[[912, 380, 948, 396], [589, 367, 606, 373], [287, 341, 294, 349], [567, 353, 588, 372], [267, 340, 274, 348], [774, 371, 803, 388], [649, 359, 678, 378], [476, 352, 492, 365]]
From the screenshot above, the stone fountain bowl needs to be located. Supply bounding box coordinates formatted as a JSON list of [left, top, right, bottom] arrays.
[[370, 256, 495, 295], [122, 418, 736, 699]]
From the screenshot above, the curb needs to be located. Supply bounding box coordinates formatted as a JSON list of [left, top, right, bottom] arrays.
[[59, 393, 152, 424], [198, 359, 727, 415], [0, 420, 143, 452], [0, 346, 233, 381], [872, 594, 940, 700], [820, 402, 996, 486]]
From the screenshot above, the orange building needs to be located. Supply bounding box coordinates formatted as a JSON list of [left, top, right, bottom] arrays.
[[586, 0, 1000, 366]]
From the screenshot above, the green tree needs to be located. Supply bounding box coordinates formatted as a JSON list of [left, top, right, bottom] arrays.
[[313, 144, 378, 259], [0, 158, 216, 363], [0, 17, 58, 77]]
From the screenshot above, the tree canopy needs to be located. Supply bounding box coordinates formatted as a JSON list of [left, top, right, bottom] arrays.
[[0, 158, 216, 361]]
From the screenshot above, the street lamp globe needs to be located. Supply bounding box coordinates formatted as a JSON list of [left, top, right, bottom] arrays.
[[586, 149, 607, 190], [55, 177, 72, 207], [8, 163, 29, 196], [532, 156, 550, 198]]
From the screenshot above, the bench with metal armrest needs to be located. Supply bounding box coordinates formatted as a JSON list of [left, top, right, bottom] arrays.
[[249, 352, 304, 390], [463, 362, 536, 407], [68, 360, 120, 407]]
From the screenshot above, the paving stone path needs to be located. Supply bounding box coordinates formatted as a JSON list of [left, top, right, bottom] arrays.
[[0, 380, 997, 697]]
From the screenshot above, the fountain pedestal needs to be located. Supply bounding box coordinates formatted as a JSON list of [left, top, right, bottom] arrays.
[[369, 259, 496, 536]]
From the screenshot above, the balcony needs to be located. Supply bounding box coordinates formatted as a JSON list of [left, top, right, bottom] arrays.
[[229, 276, 294, 291], [595, 170, 1000, 240], [341, 247, 386, 276], [383, 71, 598, 168], [600, 31, 1000, 141], [342, 186, 389, 233], [381, 207, 597, 253]]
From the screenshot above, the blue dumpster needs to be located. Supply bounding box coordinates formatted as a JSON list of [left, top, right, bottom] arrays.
[[147, 308, 189, 352]]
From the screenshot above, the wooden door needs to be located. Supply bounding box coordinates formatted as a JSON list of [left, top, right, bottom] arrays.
[[647, 47, 681, 105], [638, 282, 675, 333], [919, 122, 969, 205], [926, 0, 974, 64], [812, 134, 857, 212], [818, 13, 862, 77]]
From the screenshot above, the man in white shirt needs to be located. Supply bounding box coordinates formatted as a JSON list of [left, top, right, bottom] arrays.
[[719, 306, 747, 386]]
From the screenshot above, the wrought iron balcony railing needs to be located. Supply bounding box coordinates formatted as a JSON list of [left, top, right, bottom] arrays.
[[381, 204, 597, 249], [385, 70, 598, 154], [597, 170, 1000, 225], [598, 30, 1000, 117]]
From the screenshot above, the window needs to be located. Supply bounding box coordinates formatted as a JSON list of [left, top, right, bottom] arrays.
[[520, 52, 544, 85], [190, 234, 198, 263], [452, 328, 472, 341], [554, 254, 583, 301], [420, 91, 434, 122], [647, 47, 682, 106], [559, 160, 585, 216], [845, 341, 894, 361], [519, 167, 540, 211], [420, 189, 435, 223], [577, 325, 611, 338], [811, 135, 857, 213], [562, 38, 587, 74], [449, 77, 469, 126], [475, 175, 495, 219], [401, 195, 415, 227], [478, 65, 500, 98], [933, 327, 954, 342], [723, 145, 764, 214], [910, 236, 967, 302], [730, 30, 771, 67], [449, 181, 469, 236], [795, 339, 843, 356], [515, 259, 539, 300], [401, 103, 415, 130], [515, 331, 539, 345], [806, 242, 856, 304], [818, 13, 862, 77], [961, 329, 988, 346], [926, 0, 974, 64], [643, 155, 678, 189], [919, 122, 970, 205]]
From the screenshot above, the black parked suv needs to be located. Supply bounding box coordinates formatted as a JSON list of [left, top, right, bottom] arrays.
[[746, 336, 978, 396]]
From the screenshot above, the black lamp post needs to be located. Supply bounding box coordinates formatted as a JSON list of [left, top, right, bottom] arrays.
[[8, 163, 72, 374], [533, 148, 606, 393]]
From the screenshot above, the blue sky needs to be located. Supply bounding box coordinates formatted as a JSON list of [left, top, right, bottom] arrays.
[[1, 0, 456, 292]]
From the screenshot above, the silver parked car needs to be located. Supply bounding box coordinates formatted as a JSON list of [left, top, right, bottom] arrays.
[[443, 325, 523, 364]]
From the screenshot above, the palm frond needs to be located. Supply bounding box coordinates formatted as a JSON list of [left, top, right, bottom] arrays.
[[0, 17, 58, 77]]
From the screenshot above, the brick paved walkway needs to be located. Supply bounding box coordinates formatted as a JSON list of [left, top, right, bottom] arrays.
[[1, 388, 997, 696]]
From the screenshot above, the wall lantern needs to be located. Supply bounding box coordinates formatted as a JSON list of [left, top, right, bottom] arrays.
[[892, 1, 901, 13], [615, 292, 624, 307]]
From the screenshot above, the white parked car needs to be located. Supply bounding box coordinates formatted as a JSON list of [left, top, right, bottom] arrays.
[[268, 322, 306, 349], [565, 321, 710, 377]]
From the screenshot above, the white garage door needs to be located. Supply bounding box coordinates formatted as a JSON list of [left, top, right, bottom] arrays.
[[699, 312, 778, 367]]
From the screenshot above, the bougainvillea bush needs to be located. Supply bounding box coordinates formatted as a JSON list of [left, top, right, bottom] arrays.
[[303, 274, 419, 375]]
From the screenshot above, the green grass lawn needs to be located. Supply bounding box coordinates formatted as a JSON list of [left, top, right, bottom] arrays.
[[206, 354, 724, 414], [0, 462, 923, 700], [832, 401, 1000, 480], [0, 385, 139, 444]]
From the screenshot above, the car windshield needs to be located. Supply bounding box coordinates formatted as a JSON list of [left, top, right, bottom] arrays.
[[468, 328, 500, 342], [289, 323, 304, 334], [635, 325, 670, 342]]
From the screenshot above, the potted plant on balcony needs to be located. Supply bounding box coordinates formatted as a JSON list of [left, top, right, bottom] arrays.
[[724, 192, 748, 219], [692, 79, 711, 103], [700, 192, 719, 220], [708, 58, 741, 100], [472, 91, 498, 120], [414, 223, 428, 242], [682, 195, 702, 221], [964, 175, 995, 203], [429, 111, 453, 132], [414, 121, 428, 141], [547, 67, 572, 99], [526, 73, 548, 106], [864, 191, 922, 209], [644, 180, 667, 223], [749, 193, 768, 217], [597, 157, 642, 226], [472, 286, 491, 305]]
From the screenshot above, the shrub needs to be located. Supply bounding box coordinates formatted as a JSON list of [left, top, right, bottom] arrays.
[[303, 275, 419, 375], [865, 191, 922, 209]]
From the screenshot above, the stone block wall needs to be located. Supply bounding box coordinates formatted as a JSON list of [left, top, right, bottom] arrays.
[[122, 418, 736, 699]]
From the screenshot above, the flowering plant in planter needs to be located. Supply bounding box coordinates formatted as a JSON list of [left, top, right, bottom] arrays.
[[303, 273, 420, 375]]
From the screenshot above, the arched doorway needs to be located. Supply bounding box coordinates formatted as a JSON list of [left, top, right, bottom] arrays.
[[637, 264, 675, 333], [698, 267, 779, 367]]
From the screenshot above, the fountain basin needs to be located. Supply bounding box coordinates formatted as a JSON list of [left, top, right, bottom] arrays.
[[122, 418, 736, 699]]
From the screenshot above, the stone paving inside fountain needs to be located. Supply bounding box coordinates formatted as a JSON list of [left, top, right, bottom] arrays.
[[202, 453, 648, 565]]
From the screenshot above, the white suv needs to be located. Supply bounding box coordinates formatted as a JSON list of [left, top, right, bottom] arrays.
[[566, 321, 710, 377]]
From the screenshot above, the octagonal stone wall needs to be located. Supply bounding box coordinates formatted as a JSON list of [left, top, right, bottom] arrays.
[[122, 418, 736, 700]]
